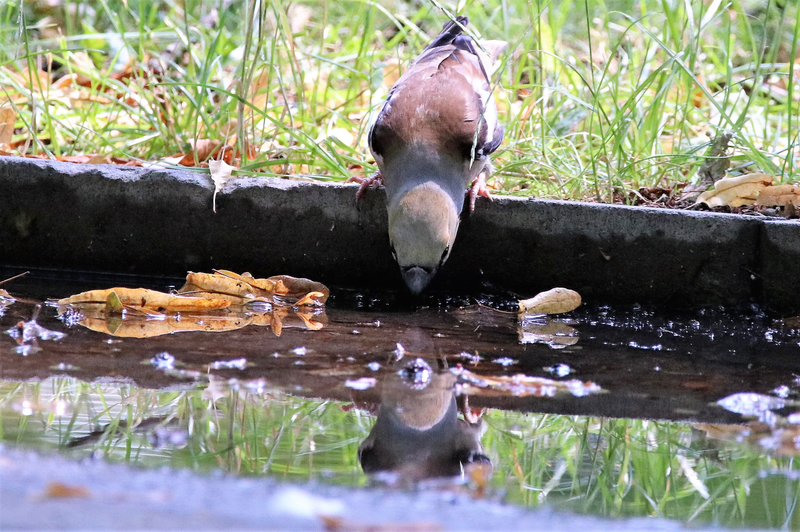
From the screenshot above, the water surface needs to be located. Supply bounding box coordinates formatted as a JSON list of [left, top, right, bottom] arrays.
[[2, 273, 800, 529]]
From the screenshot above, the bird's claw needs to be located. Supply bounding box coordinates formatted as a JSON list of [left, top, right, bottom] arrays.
[[468, 173, 493, 213], [346, 171, 385, 200]]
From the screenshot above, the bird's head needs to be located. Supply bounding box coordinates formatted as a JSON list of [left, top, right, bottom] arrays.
[[387, 182, 460, 294]]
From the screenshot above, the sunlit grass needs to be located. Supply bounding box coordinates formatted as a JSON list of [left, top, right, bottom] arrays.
[[2, 376, 800, 528], [0, 0, 797, 201]]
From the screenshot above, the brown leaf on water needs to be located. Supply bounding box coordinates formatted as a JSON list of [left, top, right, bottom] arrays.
[[43, 482, 90, 499], [268, 275, 330, 304], [57, 271, 328, 338], [181, 271, 283, 299], [57, 288, 231, 312]]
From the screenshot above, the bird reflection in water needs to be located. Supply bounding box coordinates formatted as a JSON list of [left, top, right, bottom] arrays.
[[357, 357, 491, 487]]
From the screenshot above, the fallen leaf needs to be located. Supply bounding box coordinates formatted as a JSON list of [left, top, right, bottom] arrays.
[[0, 105, 15, 149], [756, 184, 800, 208], [57, 288, 231, 312], [697, 173, 775, 207], [43, 482, 90, 498], [209, 159, 234, 213], [86, 154, 112, 165], [519, 288, 581, 315], [268, 275, 330, 303], [179, 139, 225, 166]]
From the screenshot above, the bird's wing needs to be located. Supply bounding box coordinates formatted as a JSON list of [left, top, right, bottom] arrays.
[[369, 17, 504, 175]]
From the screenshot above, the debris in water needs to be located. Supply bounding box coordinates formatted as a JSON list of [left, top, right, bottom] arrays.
[[545, 364, 572, 377], [393, 343, 406, 360], [773, 385, 791, 399], [451, 366, 601, 398], [150, 351, 176, 370], [493, 357, 517, 367], [345, 377, 377, 391], [716, 393, 786, 417], [517, 318, 579, 349], [293, 347, 307, 356], [6, 316, 66, 343], [367, 361, 381, 371], [209, 358, 247, 370]]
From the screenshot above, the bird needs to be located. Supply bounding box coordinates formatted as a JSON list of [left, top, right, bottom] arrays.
[[352, 16, 506, 294], [358, 358, 490, 482]]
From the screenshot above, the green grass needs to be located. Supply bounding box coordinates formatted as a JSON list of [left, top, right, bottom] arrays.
[[0, 0, 797, 201], [3, 376, 800, 528]]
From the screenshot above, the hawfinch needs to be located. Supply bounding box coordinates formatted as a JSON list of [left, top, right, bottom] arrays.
[[359, 16, 506, 294]]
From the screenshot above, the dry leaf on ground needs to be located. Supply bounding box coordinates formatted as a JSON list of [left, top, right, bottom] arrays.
[[757, 184, 800, 208], [697, 173, 775, 207], [42, 482, 90, 499], [0, 105, 15, 149], [519, 288, 581, 315]]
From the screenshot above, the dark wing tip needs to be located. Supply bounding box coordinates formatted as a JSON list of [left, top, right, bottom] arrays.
[[425, 16, 470, 51]]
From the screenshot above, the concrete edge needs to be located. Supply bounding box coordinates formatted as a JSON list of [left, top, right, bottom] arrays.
[[1, 156, 798, 312]]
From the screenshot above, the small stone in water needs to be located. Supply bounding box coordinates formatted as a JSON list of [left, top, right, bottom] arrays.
[[367, 361, 381, 371], [293, 347, 307, 356]]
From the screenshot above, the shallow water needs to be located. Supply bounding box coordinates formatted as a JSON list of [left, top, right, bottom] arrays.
[[2, 272, 800, 528]]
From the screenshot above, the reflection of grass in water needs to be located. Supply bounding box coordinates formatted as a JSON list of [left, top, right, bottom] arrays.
[[2, 377, 799, 528]]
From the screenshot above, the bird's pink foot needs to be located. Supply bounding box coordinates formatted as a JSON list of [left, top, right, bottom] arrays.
[[346, 171, 384, 200], [468, 172, 493, 212]]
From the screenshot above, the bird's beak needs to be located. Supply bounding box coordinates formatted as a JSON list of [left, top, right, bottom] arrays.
[[401, 265, 437, 295]]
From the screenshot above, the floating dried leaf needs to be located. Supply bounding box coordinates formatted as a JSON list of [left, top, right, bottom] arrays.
[[519, 288, 581, 315], [58, 288, 231, 312]]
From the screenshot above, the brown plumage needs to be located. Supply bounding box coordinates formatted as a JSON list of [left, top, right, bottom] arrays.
[[362, 16, 506, 294]]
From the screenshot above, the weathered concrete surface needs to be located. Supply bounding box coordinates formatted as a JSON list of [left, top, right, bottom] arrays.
[[0, 445, 730, 531], [1, 156, 798, 311]]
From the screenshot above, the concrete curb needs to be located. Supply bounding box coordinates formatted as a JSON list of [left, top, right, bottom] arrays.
[[1, 156, 798, 311]]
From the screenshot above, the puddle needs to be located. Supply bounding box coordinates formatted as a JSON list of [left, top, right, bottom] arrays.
[[2, 273, 800, 529]]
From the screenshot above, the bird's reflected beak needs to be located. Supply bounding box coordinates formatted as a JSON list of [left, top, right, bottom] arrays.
[[401, 265, 437, 295]]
